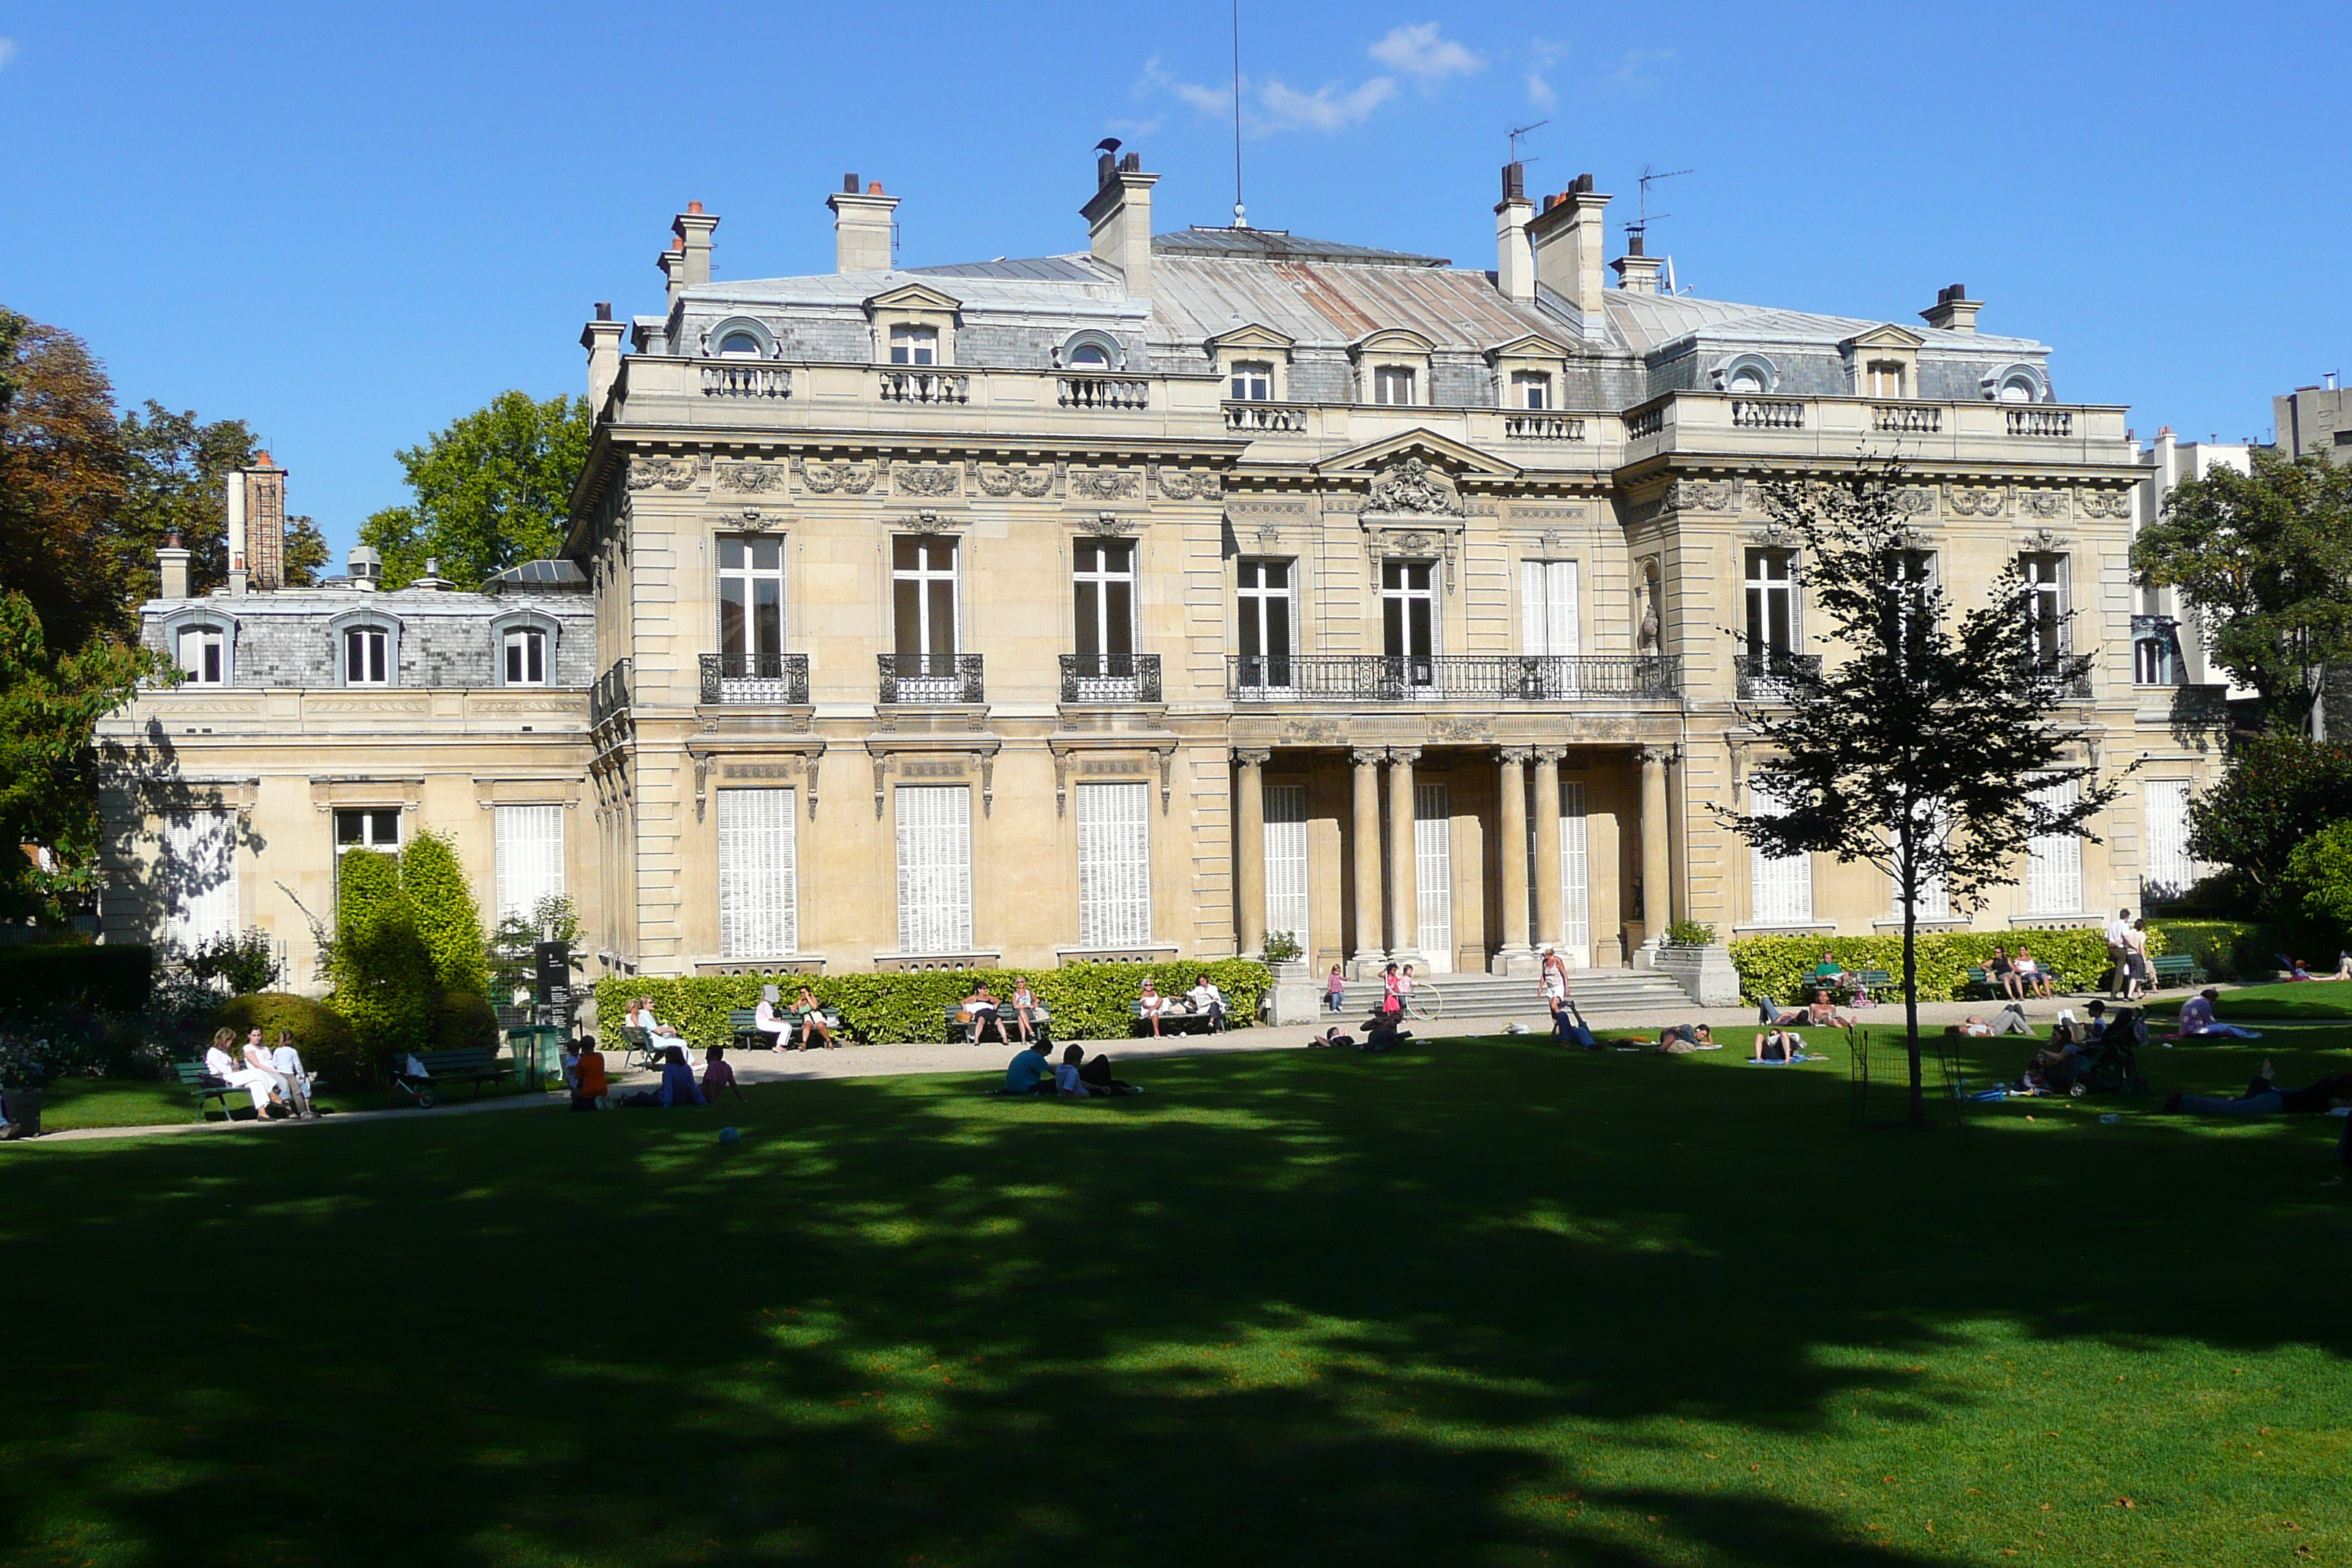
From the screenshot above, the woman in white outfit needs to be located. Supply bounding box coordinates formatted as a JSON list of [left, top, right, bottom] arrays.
[[753, 984, 790, 1050], [206, 1028, 285, 1116]]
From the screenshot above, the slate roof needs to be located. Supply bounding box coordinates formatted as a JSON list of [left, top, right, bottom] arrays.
[[1600, 287, 2048, 358]]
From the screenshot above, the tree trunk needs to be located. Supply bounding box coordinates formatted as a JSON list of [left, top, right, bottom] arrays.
[[1902, 896, 1923, 1126]]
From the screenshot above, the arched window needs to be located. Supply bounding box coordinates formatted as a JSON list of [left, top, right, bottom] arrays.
[[1984, 364, 2046, 404], [717, 331, 762, 358], [330, 612, 401, 687], [1716, 354, 1779, 395], [490, 611, 560, 688], [1058, 330, 1123, 372], [1998, 374, 2038, 404]]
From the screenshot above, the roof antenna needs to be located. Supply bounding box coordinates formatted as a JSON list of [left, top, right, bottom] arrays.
[[1625, 164, 1692, 253], [1230, 0, 1248, 227], [1507, 118, 1549, 165]]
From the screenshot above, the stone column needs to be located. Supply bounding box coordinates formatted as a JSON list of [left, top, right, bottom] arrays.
[[1531, 747, 1564, 956], [1386, 748, 1422, 967], [1494, 748, 1535, 976], [1234, 749, 1270, 959], [1349, 748, 1387, 976], [1638, 745, 1673, 959]]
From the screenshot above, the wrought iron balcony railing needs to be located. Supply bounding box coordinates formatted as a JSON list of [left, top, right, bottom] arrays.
[[698, 652, 809, 706], [590, 657, 632, 725], [1733, 650, 1823, 701], [878, 652, 984, 705], [2024, 654, 2095, 700], [1228, 654, 1677, 704], [1060, 652, 1162, 704]]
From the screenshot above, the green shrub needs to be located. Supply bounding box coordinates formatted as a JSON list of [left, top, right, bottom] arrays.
[[592, 960, 1274, 1049], [2187, 734, 2352, 909], [1262, 930, 1304, 963], [325, 850, 436, 1066], [211, 992, 362, 1087], [184, 928, 280, 996], [1728, 927, 2163, 1005], [2147, 918, 2274, 982], [0, 943, 152, 1021], [432, 992, 498, 1053], [400, 831, 488, 997], [1665, 921, 1716, 948]]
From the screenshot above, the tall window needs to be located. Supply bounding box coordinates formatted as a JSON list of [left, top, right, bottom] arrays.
[[333, 808, 402, 855], [1382, 560, 1437, 685], [1521, 559, 1580, 697], [2144, 780, 2193, 898], [1749, 786, 1813, 925], [1076, 781, 1151, 948], [1558, 779, 1591, 968], [343, 625, 391, 685], [176, 626, 225, 685], [1869, 361, 1905, 398], [720, 536, 786, 671], [2021, 553, 2067, 667], [1744, 549, 1798, 660], [1229, 361, 1273, 401], [895, 785, 973, 954], [163, 811, 238, 951], [2027, 776, 2083, 915], [1510, 372, 1552, 410], [502, 627, 548, 686], [1262, 783, 1308, 960], [1414, 783, 1453, 974], [888, 325, 937, 365], [494, 804, 564, 924], [1883, 549, 1935, 663], [1372, 366, 1417, 406], [717, 788, 797, 959], [1072, 539, 1135, 674], [1237, 559, 1293, 687], [892, 536, 960, 669]]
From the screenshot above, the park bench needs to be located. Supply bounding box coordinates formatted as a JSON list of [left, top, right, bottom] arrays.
[[2149, 953, 2200, 988], [943, 1003, 1051, 1044], [1134, 1002, 1219, 1036], [392, 1048, 506, 1109], [1849, 968, 1893, 1002], [173, 1060, 258, 1121], [1962, 965, 2073, 1000], [731, 1005, 846, 1050]]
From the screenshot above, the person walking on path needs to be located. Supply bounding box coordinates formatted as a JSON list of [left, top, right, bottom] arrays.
[[2104, 908, 2133, 999]]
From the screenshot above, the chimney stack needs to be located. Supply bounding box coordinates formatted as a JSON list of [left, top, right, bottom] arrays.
[[225, 454, 287, 595], [1610, 229, 1663, 294], [657, 236, 686, 309], [581, 304, 625, 414], [1082, 150, 1158, 301], [1527, 173, 1611, 341], [1920, 282, 1980, 333], [346, 546, 382, 592], [827, 176, 900, 273], [157, 531, 190, 601], [671, 201, 718, 287], [1494, 162, 1536, 304]]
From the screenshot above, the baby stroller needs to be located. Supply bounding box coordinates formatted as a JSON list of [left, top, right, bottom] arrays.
[[2023, 1010, 2148, 1098]]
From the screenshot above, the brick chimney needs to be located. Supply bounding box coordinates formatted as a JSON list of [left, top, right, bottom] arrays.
[[1610, 230, 1664, 294], [1494, 162, 1536, 304], [672, 200, 717, 287], [827, 175, 899, 273], [580, 302, 625, 414], [225, 454, 287, 594], [1082, 150, 1158, 300], [157, 531, 190, 601], [1527, 174, 1611, 342], [1921, 282, 1980, 333]]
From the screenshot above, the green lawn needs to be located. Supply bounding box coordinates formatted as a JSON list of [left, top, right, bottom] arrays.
[[2209, 981, 2352, 1022], [2, 1030, 2348, 1567], [30, 1074, 546, 1130]]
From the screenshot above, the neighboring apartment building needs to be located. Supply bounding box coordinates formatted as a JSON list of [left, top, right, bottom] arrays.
[[2276, 379, 2351, 466], [99, 152, 2226, 994]]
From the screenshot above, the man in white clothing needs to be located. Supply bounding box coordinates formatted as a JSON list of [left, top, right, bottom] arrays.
[[2103, 908, 2133, 998], [268, 1037, 316, 1117]]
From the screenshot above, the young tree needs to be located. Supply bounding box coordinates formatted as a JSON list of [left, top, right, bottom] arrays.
[[359, 391, 590, 589], [325, 848, 435, 1064], [398, 829, 489, 998], [1719, 469, 2125, 1125], [2133, 448, 2352, 731]]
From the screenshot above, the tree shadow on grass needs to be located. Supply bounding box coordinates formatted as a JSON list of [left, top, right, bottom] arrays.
[[1, 1036, 2347, 1565]]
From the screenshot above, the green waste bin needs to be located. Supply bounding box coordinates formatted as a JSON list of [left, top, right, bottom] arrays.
[[507, 1026, 564, 1090]]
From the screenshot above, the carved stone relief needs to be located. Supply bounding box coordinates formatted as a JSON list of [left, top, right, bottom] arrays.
[[1945, 484, 2008, 518], [1670, 478, 1736, 512], [798, 461, 877, 494], [2019, 490, 2066, 519], [1070, 469, 1142, 502], [1152, 467, 1224, 501], [712, 461, 786, 494], [893, 464, 960, 497], [627, 455, 704, 491], [1895, 487, 1936, 516], [1362, 457, 1463, 517], [2077, 489, 2130, 519], [971, 463, 1055, 498]]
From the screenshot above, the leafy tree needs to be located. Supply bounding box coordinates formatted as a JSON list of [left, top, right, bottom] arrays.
[[114, 402, 264, 603], [282, 516, 331, 585], [359, 391, 590, 589], [184, 928, 282, 996], [2283, 818, 2352, 932], [0, 309, 129, 652], [1719, 468, 2125, 1126], [2133, 448, 2352, 729], [399, 829, 488, 998], [325, 849, 434, 1063], [2186, 733, 2352, 907]]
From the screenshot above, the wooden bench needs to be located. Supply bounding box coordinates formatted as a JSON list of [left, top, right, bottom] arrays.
[[2151, 952, 2201, 989], [392, 1048, 506, 1109], [943, 1003, 1050, 1044], [1963, 965, 2070, 1000], [732, 1006, 845, 1049], [1134, 1003, 1218, 1036], [1850, 968, 1893, 1001], [173, 1061, 259, 1120]]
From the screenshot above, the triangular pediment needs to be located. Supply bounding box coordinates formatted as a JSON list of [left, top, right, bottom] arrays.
[[1313, 428, 1522, 481], [1839, 323, 1926, 353], [864, 282, 962, 313], [1205, 321, 1297, 352], [1485, 331, 1572, 360]]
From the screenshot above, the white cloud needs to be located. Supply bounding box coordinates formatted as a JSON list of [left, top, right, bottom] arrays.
[[0, 39, 18, 70], [1611, 48, 1676, 91], [1526, 71, 1556, 108], [1256, 75, 1397, 132], [1368, 23, 1482, 88]]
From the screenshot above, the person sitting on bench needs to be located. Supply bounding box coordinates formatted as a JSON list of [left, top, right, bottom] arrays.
[[1186, 974, 1226, 1032], [753, 984, 790, 1050], [2166, 989, 2263, 1041], [1008, 980, 1042, 1044], [1003, 1041, 1054, 1096], [241, 1028, 301, 1114], [960, 985, 1009, 1046], [2012, 946, 2055, 1000], [266, 1028, 317, 1117], [793, 985, 837, 1050], [2164, 1060, 2352, 1117], [206, 1029, 287, 1117], [1753, 1027, 1803, 1063], [1137, 980, 1170, 1039], [627, 998, 682, 1041]]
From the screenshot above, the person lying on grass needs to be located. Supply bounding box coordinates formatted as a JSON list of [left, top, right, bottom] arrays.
[[1752, 1028, 1805, 1063], [1655, 1023, 1717, 1053], [1077, 1051, 1140, 1096], [2162, 1060, 2352, 1117], [1806, 990, 1853, 1028], [2166, 989, 2263, 1041]]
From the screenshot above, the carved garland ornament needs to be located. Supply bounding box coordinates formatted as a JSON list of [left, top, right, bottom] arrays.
[[1152, 467, 1224, 501], [893, 464, 960, 497], [799, 461, 876, 494], [972, 463, 1055, 498], [1945, 484, 2008, 518], [2019, 490, 2066, 519], [2077, 489, 2130, 519], [1070, 469, 1141, 502], [1670, 479, 1736, 513], [712, 461, 786, 494], [627, 455, 704, 491]]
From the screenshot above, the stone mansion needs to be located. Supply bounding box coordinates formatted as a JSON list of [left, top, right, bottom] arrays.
[[97, 152, 2219, 994]]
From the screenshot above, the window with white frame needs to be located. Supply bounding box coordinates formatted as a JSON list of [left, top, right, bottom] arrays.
[[1997, 374, 2038, 404], [1414, 782, 1453, 974], [1262, 782, 1308, 960], [2144, 780, 2194, 897], [1072, 538, 1136, 675], [1229, 361, 1273, 401], [1510, 371, 1552, 410], [342, 625, 392, 685], [1075, 781, 1151, 948], [891, 536, 960, 669], [163, 810, 238, 951], [2027, 775, 2084, 916], [502, 627, 548, 686], [1520, 560, 1580, 656], [1868, 361, 1906, 398], [1382, 559, 1437, 685], [888, 325, 938, 366], [720, 535, 787, 671], [1749, 783, 1813, 925], [2021, 553, 2068, 668], [333, 808, 402, 855], [176, 625, 226, 685], [1236, 559, 1293, 687], [717, 331, 762, 358], [1559, 778, 1592, 968], [1744, 549, 1798, 660], [1727, 363, 1768, 394], [494, 804, 564, 925], [895, 785, 973, 954], [1066, 340, 1112, 369], [717, 788, 797, 959], [1372, 365, 1417, 406]]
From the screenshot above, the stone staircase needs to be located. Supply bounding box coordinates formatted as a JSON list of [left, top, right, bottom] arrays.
[[1408, 967, 1694, 1025]]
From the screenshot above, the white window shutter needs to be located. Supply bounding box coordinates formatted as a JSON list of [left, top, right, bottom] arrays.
[[1077, 782, 1151, 948], [896, 785, 973, 954], [164, 811, 238, 951], [494, 805, 565, 925], [2027, 777, 2083, 916], [2144, 781, 2192, 894], [1559, 780, 1591, 967], [1413, 783, 1452, 973], [1749, 789, 1812, 926], [718, 788, 796, 959], [1520, 561, 1581, 656], [1262, 783, 1309, 959]]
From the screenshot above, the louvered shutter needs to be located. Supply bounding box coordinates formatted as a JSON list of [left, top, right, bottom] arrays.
[[2027, 777, 2083, 916], [2144, 781, 2192, 894], [1414, 783, 1452, 973], [164, 811, 238, 950], [717, 788, 796, 959], [494, 805, 565, 925], [1559, 780, 1591, 967], [896, 785, 973, 954], [1262, 783, 1310, 960], [1749, 790, 1813, 925], [1077, 782, 1151, 949]]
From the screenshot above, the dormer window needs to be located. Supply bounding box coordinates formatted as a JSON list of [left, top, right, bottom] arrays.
[[176, 625, 226, 685], [1373, 366, 1417, 407], [1230, 361, 1274, 401], [889, 325, 938, 366], [342, 625, 391, 686], [1868, 361, 1906, 399], [717, 331, 762, 358], [1997, 374, 2037, 404], [1068, 343, 1110, 368], [503, 627, 548, 686], [1510, 372, 1552, 410]]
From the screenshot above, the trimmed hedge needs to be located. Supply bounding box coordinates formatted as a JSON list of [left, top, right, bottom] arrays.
[[1729, 927, 2168, 1006], [592, 960, 1274, 1049], [0, 943, 153, 1020], [400, 831, 489, 997], [211, 992, 362, 1088], [2147, 918, 2323, 984]]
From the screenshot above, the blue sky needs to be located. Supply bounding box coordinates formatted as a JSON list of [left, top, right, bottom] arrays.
[[2, 1, 2344, 559]]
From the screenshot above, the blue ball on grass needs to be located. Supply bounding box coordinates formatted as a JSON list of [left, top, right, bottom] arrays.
[[718, 1126, 742, 1146]]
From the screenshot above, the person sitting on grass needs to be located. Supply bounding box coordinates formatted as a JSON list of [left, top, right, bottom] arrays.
[[2163, 1060, 2352, 1117], [1003, 1040, 1054, 1096], [659, 1045, 705, 1107], [2166, 989, 2263, 1041], [794, 985, 837, 1050], [568, 1036, 607, 1112], [2323, 952, 2352, 983], [1806, 990, 1852, 1028], [2013, 946, 2054, 1000], [702, 1045, 746, 1104], [1362, 1017, 1411, 1053], [1753, 1027, 1804, 1063], [1054, 1044, 1095, 1098]]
